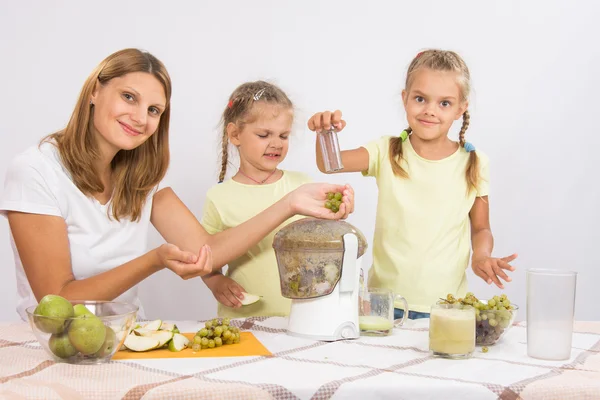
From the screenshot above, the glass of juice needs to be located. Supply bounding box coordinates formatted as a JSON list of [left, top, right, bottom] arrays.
[[359, 288, 408, 336], [429, 303, 476, 359]]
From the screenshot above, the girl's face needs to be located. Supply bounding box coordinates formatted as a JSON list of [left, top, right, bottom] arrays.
[[90, 72, 166, 156], [228, 102, 293, 173], [402, 68, 467, 142]]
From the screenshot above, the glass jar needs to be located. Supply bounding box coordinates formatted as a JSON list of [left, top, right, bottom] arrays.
[[429, 303, 476, 359]]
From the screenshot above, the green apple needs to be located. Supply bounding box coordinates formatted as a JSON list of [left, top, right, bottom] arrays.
[[73, 304, 94, 318], [168, 333, 190, 352], [67, 315, 106, 355], [48, 332, 78, 359], [34, 295, 74, 334], [93, 325, 117, 357]]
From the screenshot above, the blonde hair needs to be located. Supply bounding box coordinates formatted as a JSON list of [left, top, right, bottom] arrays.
[[44, 48, 172, 221], [390, 49, 479, 193], [218, 81, 293, 183]]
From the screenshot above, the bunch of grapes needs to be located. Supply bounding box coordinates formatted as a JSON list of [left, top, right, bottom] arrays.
[[190, 318, 241, 352], [324, 192, 343, 213], [440, 292, 516, 346]]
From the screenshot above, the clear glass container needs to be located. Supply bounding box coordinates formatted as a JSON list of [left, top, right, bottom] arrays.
[[318, 127, 344, 173], [429, 303, 475, 359], [527, 268, 577, 360], [272, 218, 367, 299]]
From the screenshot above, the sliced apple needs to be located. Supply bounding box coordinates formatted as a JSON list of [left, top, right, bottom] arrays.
[[147, 331, 174, 348], [240, 292, 261, 306], [124, 335, 160, 352], [143, 319, 162, 331], [159, 322, 176, 332], [168, 333, 190, 352], [133, 328, 153, 336]]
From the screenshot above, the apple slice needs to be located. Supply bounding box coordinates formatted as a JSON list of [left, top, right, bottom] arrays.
[[159, 322, 176, 332], [240, 292, 261, 306], [124, 335, 160, 352], [147, 331, 174, 349], [143, 319, 162, 331], [115, 330, 128, 351], [168, 333, 191, 352]]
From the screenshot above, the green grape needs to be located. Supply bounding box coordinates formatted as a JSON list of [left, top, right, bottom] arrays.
[[324, 201, 332, 209], [198, 328, 209, 337], [214, 337, 223, 347], [205, 321, 213, 329], [201, 344, 208, 349], [222, 318, 230, 326], [225, 338, 234, 345], [212, 318, 219, 326], [200, 337, 209, 346], [326, 192, 335, 200], [502, 300, 510, 308], [222, 330, 232, 340], [481, 314, 488, 321], [489, 318, 498, 327], [488, 299, 496, 307], [482, 346, 489, 353], [476, 315, 482, 322], [233, 333, 241, 344], [500, 319, 510, 328], [331, 205, 339, 213], [193, 335, 202, 345], [214, 326, 223, 337], [208, 340, 215, 348], [192, 343, 201, 352], [207, 329, 214, 338], [334, 192, 342, 201]]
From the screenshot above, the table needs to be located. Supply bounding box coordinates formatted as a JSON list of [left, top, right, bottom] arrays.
[[1, 317, 599, 399]]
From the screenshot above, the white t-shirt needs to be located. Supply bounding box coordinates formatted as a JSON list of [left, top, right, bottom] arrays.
[[0, 141, 157, 320]]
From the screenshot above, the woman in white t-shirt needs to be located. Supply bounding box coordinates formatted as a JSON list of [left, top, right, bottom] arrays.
[[0, 48, 354, 321]]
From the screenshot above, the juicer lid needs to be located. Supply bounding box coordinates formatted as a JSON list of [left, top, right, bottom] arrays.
[[272, 218, 368, 257]]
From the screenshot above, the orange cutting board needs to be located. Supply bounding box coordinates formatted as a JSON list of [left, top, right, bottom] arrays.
[[112, 332, 272, 360]]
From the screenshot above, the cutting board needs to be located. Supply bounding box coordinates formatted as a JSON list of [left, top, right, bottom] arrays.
[[112, 332, 272, 360]]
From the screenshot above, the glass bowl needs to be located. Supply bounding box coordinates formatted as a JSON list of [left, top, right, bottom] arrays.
[[25, 300, 138, 364], [475, 303, 519, 346]]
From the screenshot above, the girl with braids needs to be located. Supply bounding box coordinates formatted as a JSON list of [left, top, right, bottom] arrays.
[[307, 49, 516, 319], [201, 81, 354, 318]]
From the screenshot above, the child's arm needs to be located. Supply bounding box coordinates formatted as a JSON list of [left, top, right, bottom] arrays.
[[469, 196, 517, 289], [307, 110, 370, 173], [202, 272, 246, 308], [151, 183, 353, 271]]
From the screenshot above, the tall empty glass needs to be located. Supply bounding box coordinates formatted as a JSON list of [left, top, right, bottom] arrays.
[[527, 269, 577, 360], [318, 127, 344, 173]]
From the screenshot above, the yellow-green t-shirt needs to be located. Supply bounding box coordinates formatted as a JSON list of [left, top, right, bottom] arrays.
[[362, 136, 490, 313], [200, 171, 312, 318]]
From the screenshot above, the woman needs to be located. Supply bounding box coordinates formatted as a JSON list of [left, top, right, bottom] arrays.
[[0, 48, 354, 320]]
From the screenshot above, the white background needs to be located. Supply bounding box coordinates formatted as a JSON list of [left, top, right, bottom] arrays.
[[0, 1, 598, 322]]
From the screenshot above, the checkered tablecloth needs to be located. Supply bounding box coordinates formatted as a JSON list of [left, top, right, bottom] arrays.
[[1, 317, 599, 399]]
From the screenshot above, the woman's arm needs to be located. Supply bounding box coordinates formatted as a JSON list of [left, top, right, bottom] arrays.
[[151, 182, 353, 271], [469, 196, 517, 289], [7, 212, 210, 302]]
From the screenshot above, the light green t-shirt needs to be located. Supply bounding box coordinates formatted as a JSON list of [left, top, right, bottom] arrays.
[[362, 136, 490, 313], [201, 171, 312, 318]]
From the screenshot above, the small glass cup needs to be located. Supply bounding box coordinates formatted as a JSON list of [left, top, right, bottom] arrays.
[[318, 127, 344, 173], [429, 303, 476, 359], [359, 288, 409, 336]]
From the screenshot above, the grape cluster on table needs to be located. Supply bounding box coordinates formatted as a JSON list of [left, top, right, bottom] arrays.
[[191, 318, 241, 352]]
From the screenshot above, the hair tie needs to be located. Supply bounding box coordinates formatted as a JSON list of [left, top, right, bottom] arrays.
[[227, 100, 233, 109], [399, 130, 409, 142], [463, 142, 475, 152], [416, 51, 424, 58]]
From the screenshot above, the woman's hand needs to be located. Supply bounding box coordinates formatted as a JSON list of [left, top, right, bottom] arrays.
[[156, 243, 213, 280]]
